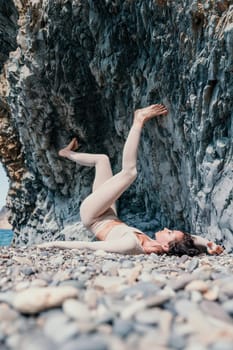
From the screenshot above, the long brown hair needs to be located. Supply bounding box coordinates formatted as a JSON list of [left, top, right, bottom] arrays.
[[167, 232, 203, 257]]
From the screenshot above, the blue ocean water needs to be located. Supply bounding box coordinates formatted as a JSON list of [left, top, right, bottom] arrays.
[[0, 229, 13, 246]]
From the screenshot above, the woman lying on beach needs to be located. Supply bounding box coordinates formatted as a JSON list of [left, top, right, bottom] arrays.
[[38, 104, 224, 256]]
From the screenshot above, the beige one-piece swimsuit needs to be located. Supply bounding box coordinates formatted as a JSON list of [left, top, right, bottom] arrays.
[[88, 208, 149, 254]]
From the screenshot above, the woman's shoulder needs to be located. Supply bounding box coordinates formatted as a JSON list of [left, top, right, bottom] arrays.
[[131, 228, 154, 242], [130, 230, 162, 254], [129, 226, 146, 235]]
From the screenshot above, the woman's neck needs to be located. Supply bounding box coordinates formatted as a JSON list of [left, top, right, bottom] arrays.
[[143, 239, 164, 254]]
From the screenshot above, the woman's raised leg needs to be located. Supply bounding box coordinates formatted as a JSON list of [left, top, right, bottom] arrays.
[[80, 104, 168, 227], [59, 138, 117, 212], [59, 139, 114, 191]]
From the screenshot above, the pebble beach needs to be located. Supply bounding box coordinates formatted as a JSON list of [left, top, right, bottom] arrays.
[[0, 246, 233, 350]]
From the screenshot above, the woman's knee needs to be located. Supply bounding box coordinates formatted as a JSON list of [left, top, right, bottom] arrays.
[[80, 202, 93, 227], [97, 154, 110, 165], [122, 168, 137, 182]]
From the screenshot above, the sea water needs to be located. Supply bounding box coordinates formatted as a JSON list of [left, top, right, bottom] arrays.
[[0, 229, 13, 246]]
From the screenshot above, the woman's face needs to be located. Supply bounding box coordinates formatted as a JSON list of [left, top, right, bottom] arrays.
[[155, 227, 184, 250]]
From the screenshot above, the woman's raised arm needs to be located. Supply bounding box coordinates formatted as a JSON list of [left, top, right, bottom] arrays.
[[191, 234, 224, 254]]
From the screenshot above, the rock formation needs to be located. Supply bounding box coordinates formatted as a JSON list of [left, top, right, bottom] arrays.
[[0, 0, 232, 250], [0, 206, 12, 230]]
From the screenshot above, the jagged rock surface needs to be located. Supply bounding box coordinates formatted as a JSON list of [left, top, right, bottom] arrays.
[[0, 0, 18, 68], [0, 0, 232, 249], [0, 206, 12, 230]]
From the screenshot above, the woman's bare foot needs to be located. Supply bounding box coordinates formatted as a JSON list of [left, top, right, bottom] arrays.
[[134, 104, 168, 127], [59, 138, 78, 157]]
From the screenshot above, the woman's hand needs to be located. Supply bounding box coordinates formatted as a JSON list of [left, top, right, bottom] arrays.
[[207, 242, 224, 255]]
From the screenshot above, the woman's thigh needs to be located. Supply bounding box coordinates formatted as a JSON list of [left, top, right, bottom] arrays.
[[80, 170, 136, 226]]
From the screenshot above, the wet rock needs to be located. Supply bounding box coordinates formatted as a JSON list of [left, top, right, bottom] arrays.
[[135, 307, 172, 329], [190, 290, 203, 303], [63, 299, 92, 321], [20, 266, 35, 276], [220, 281, 233, 298], [30, 279, 48, 288], [120, 281, 161, 299], [145, 291, 175, 307], [101, 261, 119, 275], [200, 300, 233, 324], [174, 300, 198, 318], [43, 312, 79, 344], [222, 300, 233, 315], [112, 319, 134, 338], [14, 331, 56, 350], [210, 341, 233, 350], [14, 281, 30, 291], [59, 335, 108, 350], [12, 286, 78, 314], [117, 266, 142, 284], [120, 300, 147, 320], [185, 280, 209, 293], [187, 258, 199, 272], [168, 274, 195, 291], [0, 303, 19, 322], [203, 285, 219, 301], [93, 276, 126, 293]]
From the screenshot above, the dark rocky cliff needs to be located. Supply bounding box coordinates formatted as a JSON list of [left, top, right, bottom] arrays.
[[0, 0, 232, 250]]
